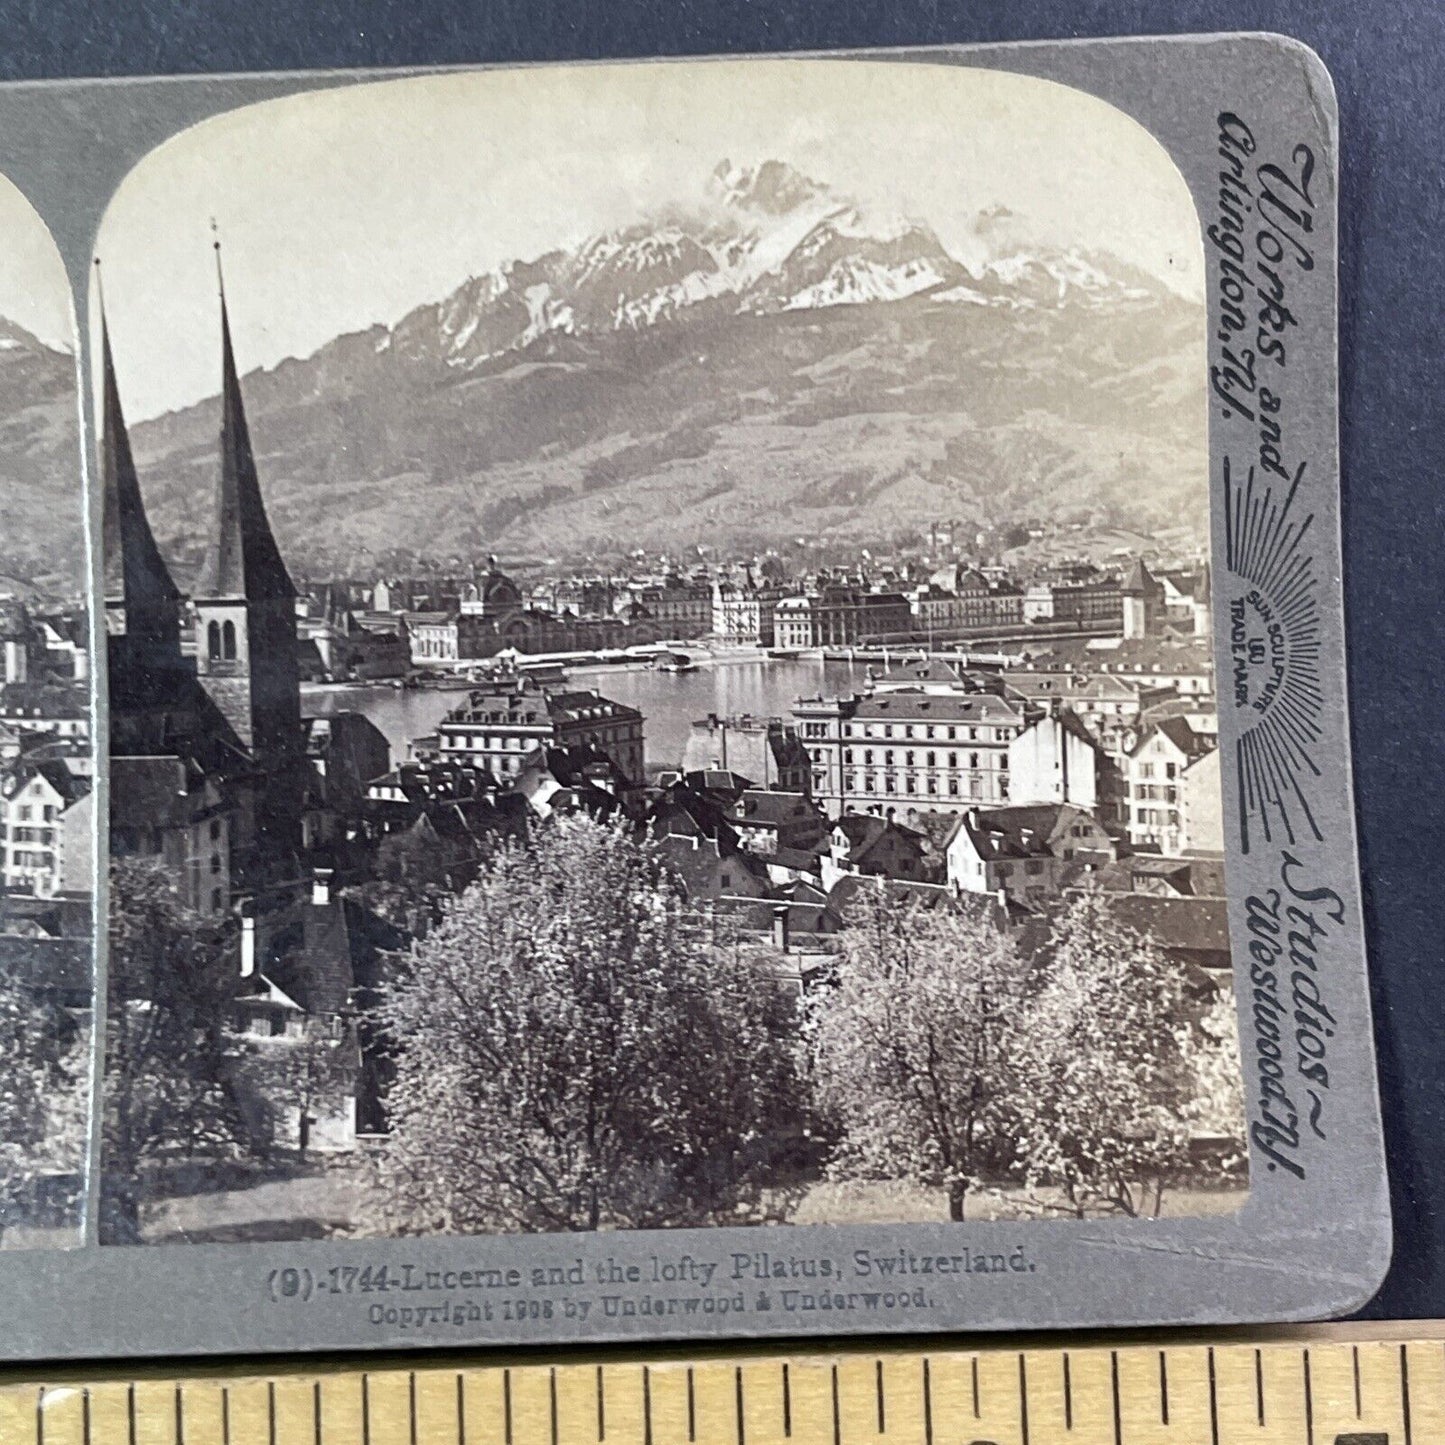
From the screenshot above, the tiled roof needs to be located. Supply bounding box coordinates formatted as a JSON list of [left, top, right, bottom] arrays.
[[732, 790, 821, 828], [852, 691, 1022, 724], [110, 755, 220, 828], [951, 804, 1073, 861], [1098, 892, 1230, 958]]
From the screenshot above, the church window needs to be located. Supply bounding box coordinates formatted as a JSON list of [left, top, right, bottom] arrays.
[[222, 620, 237, 659], [207, 621, 221, 660]]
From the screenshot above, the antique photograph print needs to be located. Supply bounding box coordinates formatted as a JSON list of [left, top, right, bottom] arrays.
[[0, 175, 93, 1250], [93, 59, 1245, 1246]]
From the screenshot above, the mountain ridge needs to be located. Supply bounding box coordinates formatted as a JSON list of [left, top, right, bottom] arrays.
[[0, 321, 82, 595], [122, 160, 1206, 575]]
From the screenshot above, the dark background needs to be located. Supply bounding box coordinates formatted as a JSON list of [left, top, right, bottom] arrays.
[[2, 0, 1439, 1320]]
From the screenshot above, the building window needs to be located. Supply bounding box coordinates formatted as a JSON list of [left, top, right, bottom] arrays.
[[207, 620, 221, 660], [222, 620, 237, 660], [948, 752, 958, 769]]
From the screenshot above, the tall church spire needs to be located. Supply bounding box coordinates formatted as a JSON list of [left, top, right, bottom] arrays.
[[195, 234, 296, 603], [97, 262, 181, 623]]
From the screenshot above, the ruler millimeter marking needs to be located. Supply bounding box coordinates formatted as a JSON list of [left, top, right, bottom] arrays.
[[3, 1338, 1441, 1445]]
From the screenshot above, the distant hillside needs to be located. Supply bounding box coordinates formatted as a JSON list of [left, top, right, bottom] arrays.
[[129, 160, 1207, 576], [0, 319, 82, 595]]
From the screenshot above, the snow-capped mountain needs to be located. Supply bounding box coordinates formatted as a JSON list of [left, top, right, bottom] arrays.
[[377, 160, 1165, 374], [0, 320, 83, 593], [129, 160, 1203, 573]]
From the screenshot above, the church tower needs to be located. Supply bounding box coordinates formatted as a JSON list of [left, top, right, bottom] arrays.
[[192, 243, 303, 784], [97, 278, 189, 713]]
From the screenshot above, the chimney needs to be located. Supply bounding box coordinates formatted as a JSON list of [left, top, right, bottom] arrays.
[[240, 911, 256, 979], [312, 868, 334, 907], [771, 904, 790, 953]]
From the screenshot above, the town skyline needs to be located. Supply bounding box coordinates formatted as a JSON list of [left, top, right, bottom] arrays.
[[84, 185, 1243, 1244]]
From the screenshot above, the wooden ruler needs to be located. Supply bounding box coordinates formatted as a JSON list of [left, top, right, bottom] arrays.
[[2, 1328, 1441, 1445]]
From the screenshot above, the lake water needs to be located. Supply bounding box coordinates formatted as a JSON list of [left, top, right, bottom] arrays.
[[304, 657, 878, 771]]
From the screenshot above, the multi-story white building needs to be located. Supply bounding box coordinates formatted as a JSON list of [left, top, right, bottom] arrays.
[[711, 571, 786, 646], [0, 759, 90, 898], [1123, 718, 1222, 854], [432, 674, 645, 784], [794, 688, 1098, 819]]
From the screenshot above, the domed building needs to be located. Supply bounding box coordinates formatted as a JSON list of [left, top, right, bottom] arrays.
[[459, 557, 524, 622]]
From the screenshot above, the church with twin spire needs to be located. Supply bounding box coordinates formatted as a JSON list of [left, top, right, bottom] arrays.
[[102, 250, 313, 914]]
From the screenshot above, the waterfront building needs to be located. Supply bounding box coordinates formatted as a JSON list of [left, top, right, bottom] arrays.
[[795, 685, 1102, 821], [298, 589, 410, 681], [913, 566, 1025, 635], [1050, 576, 1125, 628], [682, 714, 811, 794], [406, 612, 458, 663], [1121, 557, 1167, 640], [711, 569, 786, 646], [624, 576, 713, 639], [431, 673, 644, 784], [795, 689, 1022, 818], [772, 582, 913, 650]]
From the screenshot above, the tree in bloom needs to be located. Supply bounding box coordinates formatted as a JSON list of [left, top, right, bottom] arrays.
[[808, 884, 1032, 1221], [1178, 990, 1248, 1176], [102, 859, 250, 1243], [1013, 889, 1196, 1218], [372, 816, 805, 1234], [0, 967, 88, 1237]]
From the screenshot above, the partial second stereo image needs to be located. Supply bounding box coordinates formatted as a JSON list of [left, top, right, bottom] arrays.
[[0, 172, 93, 1250]]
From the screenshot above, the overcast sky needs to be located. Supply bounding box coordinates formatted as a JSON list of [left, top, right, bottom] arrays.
[[93, 57, 1204, 422], [0, 172, 74, 354]]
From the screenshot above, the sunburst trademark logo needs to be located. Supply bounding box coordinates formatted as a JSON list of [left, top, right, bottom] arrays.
[[1222, 458, 1324, 853]]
